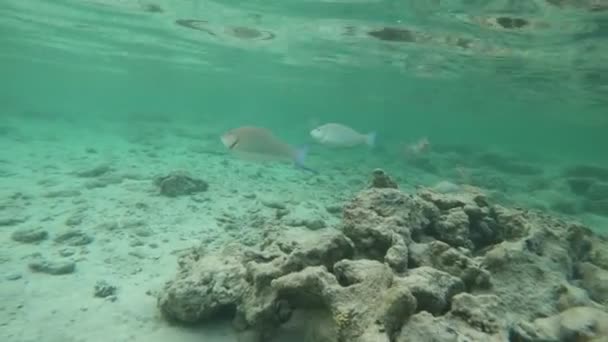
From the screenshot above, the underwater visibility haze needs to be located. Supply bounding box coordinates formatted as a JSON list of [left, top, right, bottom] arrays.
[[1, 1, 608, 342]]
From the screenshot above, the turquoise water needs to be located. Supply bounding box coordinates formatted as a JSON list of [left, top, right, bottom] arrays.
[[3, 0, 607, 211], [1, 1, 608, 341], [2, 1, 607, 158]]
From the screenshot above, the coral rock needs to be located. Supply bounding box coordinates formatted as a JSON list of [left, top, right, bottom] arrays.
[[510, 306, 608, 341], [399, 266, 464, 315], [154, 171, 208, 197], [431, 207, 472, 249], [158, 245, 249, 322], [576, 262, 608, 305], [11, 228, 48, 243], [409, 241, 491, 290], [368, 168, 398, 189], [342, 188, 429, 262], [156, 169, 608, 342]]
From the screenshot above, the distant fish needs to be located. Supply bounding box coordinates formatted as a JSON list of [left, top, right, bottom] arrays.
[[220, 126, 317, 173], [310, 123, 376, 148], [430, 180, 485, 196], [404, 137, 430, 157]]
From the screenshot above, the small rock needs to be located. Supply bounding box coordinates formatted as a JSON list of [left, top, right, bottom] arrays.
[[29, 259, 76, 275], [191, 195, 208, 203], [54, 230, 94, 246], [224, 222, 239, 230], [590, 244, 608, 270], [556, 283, 595, 311], [0, 217, 28, 226], [558, 307, 608, 340], [129, 249, 146, 259], [5, 273, 22, 281], [275, 208, 289, 219], [94, 280, 117, 298], [134, 202, 149, 210], [130, 239, 144, 247], [450, 293, 503, 334], [385, 242, 408, 272], [154, 171, 208, 197], [304, 218, 326, 230], [11, 228, 48, 243], [76, 164, 112, 178], [576, 262, 608, 304], [369, 168, 398, 189], [243, 193, 256, 199], [284, 216, 327, 230], [511, 306, 608, 341], [400, 267, 465, 315], [283, 202, 327, 230], [260, 197, 286, 209], [58, 248, 75, 257], [134, 227, 153, 237], [65, 214, 84, 226], [325, 204, 342, 214], [431, 208, 472, 249], [84, 175, 123, 189]]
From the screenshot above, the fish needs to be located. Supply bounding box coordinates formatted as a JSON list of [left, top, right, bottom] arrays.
[[310, 123, 376, 148], [403, 137, 430, 157], [220, 126, 317, 173]]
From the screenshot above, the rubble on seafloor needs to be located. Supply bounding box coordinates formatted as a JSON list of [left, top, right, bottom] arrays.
[[156, 169, 608, 342]]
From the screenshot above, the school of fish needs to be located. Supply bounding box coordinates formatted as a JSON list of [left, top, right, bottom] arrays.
[[220, 122, 428, 174]]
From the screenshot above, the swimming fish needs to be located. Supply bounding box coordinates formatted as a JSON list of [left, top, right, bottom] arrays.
[[310, 123, 376, 148], [403, 137, 430, 157], [220, 126, 317, 173]]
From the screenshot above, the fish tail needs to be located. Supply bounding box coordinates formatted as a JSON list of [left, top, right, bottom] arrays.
[[366, 131, 377, 147], [294, 145, 319, 174]]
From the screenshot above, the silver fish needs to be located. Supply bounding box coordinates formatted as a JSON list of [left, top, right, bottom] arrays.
[[310, 123, 376, 148]]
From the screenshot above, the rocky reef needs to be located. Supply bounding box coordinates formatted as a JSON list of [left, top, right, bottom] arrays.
[[156, 170, 608, 342]]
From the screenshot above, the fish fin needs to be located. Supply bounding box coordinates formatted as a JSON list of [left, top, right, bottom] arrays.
[[366, 131, 377, 147], [294, 145, 319, 174]]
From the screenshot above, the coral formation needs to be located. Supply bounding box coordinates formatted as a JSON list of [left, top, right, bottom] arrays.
[[368, 168, 399, 189], [154, 171, 208, 197], [157, 169, 608, 341]]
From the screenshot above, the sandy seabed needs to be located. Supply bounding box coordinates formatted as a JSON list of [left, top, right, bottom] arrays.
[[1, 118, 607, 342]]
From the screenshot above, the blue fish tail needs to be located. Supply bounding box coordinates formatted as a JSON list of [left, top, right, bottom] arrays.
[[294, 145, 318, 174]]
